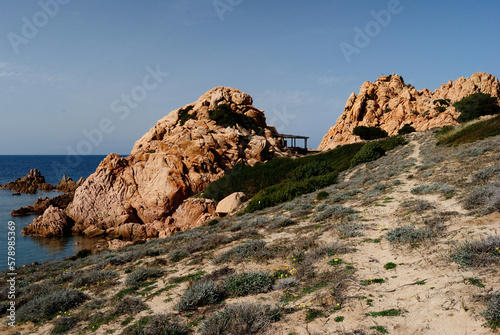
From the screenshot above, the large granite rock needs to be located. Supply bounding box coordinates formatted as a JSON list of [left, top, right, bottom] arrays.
[[318, 72, 500, 150], [63, 87, 286, 237], [216, 192, 246, 215], [22, 206, 72, 237]]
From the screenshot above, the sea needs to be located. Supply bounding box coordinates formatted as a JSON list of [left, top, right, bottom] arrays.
[[0, 155, 110, 271]]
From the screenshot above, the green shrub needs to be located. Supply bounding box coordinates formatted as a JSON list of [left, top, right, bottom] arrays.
[[74, 249, 92, 259], [200, 303, 270, 335], [384, 262, 397, 270], [224, 272, 274, 297], [482, 291, 500, 329], [175, 280, 225, 311], [454, 93, 500, 123], [398, 125, 416, 135], [350, 142, 385, 167], [386, 225, 433, 244], [352, 126, 388, 140], [125, 268, 163, 286], [18, 289, 89, 323], [437, 115, 500, 145], [51, 316, 77, 334], [209, 104, 259, 131], [366, 308, 401, 317], [178, 105, 195, 126], [305, 309, 324, 322], [316, 191, 329, 201], [168, 249, 190, 263]]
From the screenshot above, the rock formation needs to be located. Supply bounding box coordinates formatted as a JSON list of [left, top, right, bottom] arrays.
[[57, 175, 84, 192], [12, 192, 74, 216], [22, 206, 72, 237], [318, 72, 500, 150], [53, 87, 287, 238], [0, 169, 54, 194]]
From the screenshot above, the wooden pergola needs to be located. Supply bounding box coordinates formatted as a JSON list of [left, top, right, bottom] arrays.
[[278, 134, 310, 150]]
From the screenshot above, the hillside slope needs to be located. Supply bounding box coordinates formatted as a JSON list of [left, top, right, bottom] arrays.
[[4, 125, 500, 335]]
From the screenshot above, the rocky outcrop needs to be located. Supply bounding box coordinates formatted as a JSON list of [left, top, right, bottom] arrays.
[[216, 192, 246, 216], [0, 169, 54, 194], [12, 192, 75, 216], [22, 206, 72, 237], [170, 198, 217, 232], [318, 72, 500, 150], [57, 175, 84, 192], [63, 87, 286, 237]]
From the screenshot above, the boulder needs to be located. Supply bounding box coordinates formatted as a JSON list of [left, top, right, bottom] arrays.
[[318, 72, 500, 150], [170, 198, 217, 231], [216, 192, 246, 215], [22, 206, 72, 237]]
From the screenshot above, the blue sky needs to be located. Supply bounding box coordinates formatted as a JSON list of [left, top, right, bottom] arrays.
[[1, 0, 499, 155]]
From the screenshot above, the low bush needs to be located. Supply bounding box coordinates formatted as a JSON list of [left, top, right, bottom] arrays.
[[167, 249, 190, 263], [338, 222, 364, 238], [175, 280, 225, 311], [353, 126, 388, 140], [125, 268, 163, 287], [454, 93, 500, 123], [473, 166, 500, 183], [209, 103, 259, 131], [213, 240, 270, 264], [178, 105, 195, 126], [411, 183, 455, 196], [313, 205, 355, 222], [224, 272, 274, 297], [273, 277, 300, 290], [267, 217, 296, 230], [482, 291, 500, 330], [200, 303, 270, 335], [398, 125, 416, 135], [316, 191, 329, 201], [350, 142, 385, 167], [386, 225, 433, 244], [18, 289, 89, 323], [51, 316, 77, 334], [463, 182, 500, 214], [114, 296, 147, 315], [72, 270, 118, 289], [451, 235, 500, 267], [122, 314, 189, 335]]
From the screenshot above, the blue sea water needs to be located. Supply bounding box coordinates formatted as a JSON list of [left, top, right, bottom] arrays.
[[0, 155, 110, 271]]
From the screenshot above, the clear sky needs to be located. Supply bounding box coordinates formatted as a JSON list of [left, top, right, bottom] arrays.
[[1, 0, 499, 155]]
